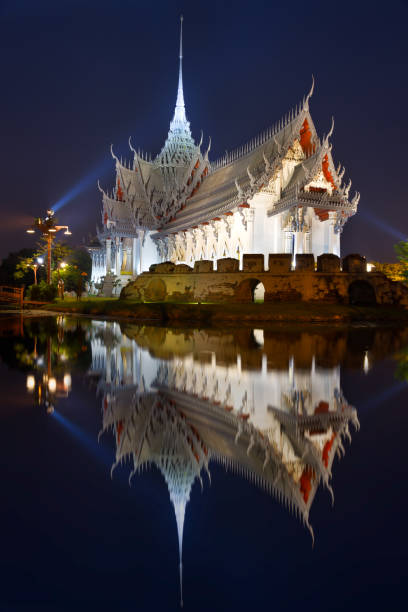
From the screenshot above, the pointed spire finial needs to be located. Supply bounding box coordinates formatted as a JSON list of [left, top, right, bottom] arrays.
[[175, 15, 185, 112], [180, 15, 183, 59]]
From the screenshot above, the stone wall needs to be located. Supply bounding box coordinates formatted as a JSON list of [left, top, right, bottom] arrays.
[[121, 254, 408, 308]]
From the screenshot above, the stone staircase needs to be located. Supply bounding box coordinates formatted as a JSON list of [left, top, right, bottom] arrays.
[[98, 274, 134, 297]]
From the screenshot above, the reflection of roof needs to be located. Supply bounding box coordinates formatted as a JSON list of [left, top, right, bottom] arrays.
[[100, 383, 359, 606]]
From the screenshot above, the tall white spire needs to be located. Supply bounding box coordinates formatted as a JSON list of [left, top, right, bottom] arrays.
[[155, 15, 196, 166], [175, 15, 185, 113]]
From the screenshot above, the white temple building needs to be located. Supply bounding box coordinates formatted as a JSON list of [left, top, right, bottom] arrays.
[[89, 18, 359, 292]]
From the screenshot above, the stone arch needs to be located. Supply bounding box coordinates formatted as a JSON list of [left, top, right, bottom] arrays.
[[235, 278, 265, 303], [145, 278, 167, 302], [253, 282, 265, 302], [348, 280, 376, 306]]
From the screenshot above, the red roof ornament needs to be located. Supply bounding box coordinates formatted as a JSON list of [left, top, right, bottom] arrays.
[[117, 178, 124, 201]]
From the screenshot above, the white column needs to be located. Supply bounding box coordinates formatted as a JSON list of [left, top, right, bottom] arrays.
[[132, 237, 137, 275], [284, 231, 293, 254], [115, 238, 121, 276], [105, 239, 112, 275], [328, 212, 337, 255]]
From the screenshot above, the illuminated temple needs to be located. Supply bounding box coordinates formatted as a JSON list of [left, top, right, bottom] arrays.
[[89, 18, 359, 293], [89, 322, 359, 604]]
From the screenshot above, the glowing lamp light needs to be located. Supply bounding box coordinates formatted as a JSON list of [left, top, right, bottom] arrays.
[[48, 377, 57, 393], [363, 350, 370, 374], [26, 229, 35, 234], [26, 375, 35, 392], [64, 230, 72, 236], [63, 373, 72, 390], [60, 262, 67, 269], [37, 257, 44, 264], [48, 228, 57, 233]]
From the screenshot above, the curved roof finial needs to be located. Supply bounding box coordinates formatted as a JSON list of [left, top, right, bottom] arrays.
[[303, 75, 315, 111]]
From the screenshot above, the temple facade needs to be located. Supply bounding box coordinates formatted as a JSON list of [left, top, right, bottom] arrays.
[[89, 18, 359, 293]]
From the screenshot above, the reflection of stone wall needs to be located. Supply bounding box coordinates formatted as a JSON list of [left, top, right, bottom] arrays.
[[119, 324, 408, 371], [121, 253, 408, 307]]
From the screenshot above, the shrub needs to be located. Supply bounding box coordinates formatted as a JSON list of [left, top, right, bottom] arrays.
[[26, 281, 57, 302]]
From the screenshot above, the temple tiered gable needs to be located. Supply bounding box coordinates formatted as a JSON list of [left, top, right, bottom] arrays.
[[89, 18, 359, 295]]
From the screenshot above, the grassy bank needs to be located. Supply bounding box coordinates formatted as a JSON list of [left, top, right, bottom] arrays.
[[33, 297, 408, 325]]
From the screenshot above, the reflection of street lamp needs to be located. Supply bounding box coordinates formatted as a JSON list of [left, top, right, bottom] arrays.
[[26, 210, 72, 283], [25, 335, 73, 414], [26, 375, 35, 391]]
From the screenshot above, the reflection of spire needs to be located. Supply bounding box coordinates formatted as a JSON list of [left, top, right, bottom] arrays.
[[96, 331, 359, 604], [102, 391, 208, 607], [175, 502, 185, 607]]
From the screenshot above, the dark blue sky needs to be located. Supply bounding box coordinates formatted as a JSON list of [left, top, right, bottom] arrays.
[[0, 0, 407, 261]]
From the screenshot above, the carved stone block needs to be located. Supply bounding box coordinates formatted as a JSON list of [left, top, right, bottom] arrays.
[[155, 261, 176, 273], [217, 258, 239, 273], [194, 260, 214, 273], [268, 254, 292, 273], [342, 254, 366, 273], [242, 254, 264, 273], [317, 254, 341, 273], [295, 254, 315, 271], [175, 264, 193, 274]]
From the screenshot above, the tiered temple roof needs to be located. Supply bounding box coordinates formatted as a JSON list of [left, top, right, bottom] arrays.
[[97, 19, 359, 242]]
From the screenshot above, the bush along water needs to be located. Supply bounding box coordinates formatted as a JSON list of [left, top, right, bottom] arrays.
[[26, 281, 57, 302]]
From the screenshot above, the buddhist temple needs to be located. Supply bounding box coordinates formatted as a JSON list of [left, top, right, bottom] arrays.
[[89, 18, 359, 294]]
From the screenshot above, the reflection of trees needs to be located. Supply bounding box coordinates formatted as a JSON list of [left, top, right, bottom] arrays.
[[0, 317, 91, 380], [395, 346, 408, 382]]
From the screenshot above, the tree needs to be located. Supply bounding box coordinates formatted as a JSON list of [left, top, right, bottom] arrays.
[[371, 261, 406, 283], [51, 246, 91, 293], [0, 248, 36, 286], [394, 240, 408, 283], [35, 235, 72, 271]]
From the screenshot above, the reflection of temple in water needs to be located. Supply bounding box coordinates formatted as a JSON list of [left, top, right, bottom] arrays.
[[89, 321, 359, 605]]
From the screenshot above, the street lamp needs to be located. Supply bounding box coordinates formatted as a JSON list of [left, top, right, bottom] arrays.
[[29, 257, 45, 286], [26, 210, 72, 284]]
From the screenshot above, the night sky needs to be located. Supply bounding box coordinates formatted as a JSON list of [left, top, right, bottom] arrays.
[[0, 0, 407, 262]]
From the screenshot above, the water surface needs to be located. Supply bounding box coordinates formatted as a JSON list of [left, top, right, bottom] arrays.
[[1, 316, 407, 611]]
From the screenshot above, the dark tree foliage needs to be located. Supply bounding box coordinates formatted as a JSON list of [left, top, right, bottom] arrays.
[[0, 248, 37, 286], [394, 240, 408, 283], [0, 242, 91, 293]]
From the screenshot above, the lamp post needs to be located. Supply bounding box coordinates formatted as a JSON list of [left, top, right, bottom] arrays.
[[57, 261, 67, 298], [30, 256, 44, 285], [26, 210, 71, 284]]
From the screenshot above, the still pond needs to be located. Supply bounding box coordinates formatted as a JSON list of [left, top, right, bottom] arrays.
[[0, 315, 407, 610]]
